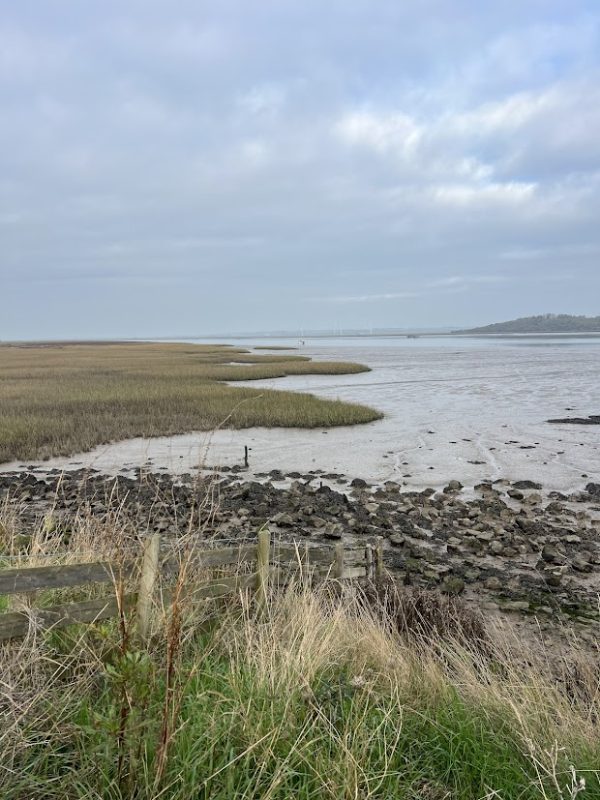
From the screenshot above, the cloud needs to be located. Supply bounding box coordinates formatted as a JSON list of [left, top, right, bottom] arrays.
[[1, 1, 600, 337], [237, 84, 286, 117], [335, 111, 421, 159], [428, 275, 508, 288], [312, 291, 420, 304], [432, 182, 536, 207]]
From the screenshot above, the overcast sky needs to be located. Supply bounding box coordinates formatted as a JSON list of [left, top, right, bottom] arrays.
[[1, 1, 599, 338]]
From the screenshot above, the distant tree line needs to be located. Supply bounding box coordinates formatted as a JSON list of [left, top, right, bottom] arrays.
[[453, 314, 600, 334]]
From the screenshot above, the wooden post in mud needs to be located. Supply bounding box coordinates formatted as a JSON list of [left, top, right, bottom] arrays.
[[136, 533, 161, 642], [334, 541, 345, 580], [244, 446, 250, 468], [255, 528, 271, 613], [374, 536, 384, 582]]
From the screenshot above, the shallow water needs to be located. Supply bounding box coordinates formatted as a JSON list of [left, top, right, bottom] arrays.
[[2, 336, 599, 491]]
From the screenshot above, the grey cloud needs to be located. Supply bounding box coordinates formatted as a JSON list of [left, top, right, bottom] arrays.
[[1, 1, 600, 338]]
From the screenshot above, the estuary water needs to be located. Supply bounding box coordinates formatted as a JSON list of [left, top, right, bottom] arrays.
[[3, 335, 599, 492]]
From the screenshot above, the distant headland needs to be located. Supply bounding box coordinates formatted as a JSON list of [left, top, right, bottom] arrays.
[[453, 314, 600, 335]]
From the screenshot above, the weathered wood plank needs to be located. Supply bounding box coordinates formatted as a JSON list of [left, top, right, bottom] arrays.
[[161, 544, 256, 573], [0, 594, 137, 642], [196, 544, 257, 567], [0, 562, 132, 596], [0, 545, 256, 597], [341, 566, 367, 580], [271, 543, 335, 566]]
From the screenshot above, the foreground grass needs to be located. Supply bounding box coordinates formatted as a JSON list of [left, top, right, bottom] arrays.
[[0, 497, 599, 800], [0, 342, 382, 462], [2, 583, 598, 800]]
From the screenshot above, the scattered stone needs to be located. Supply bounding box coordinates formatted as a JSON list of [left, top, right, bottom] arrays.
[[443, 480, 463, 493], [1, 468, 599, 642], [503, 601, 530, 613], [512, 480, 542, 491], [484, 576, 503, 591], [541, 544, 566, 565], [572, 554, 592, 573]]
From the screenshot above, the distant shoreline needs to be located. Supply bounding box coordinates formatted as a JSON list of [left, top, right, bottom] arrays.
[[163, 331, 600, 342]]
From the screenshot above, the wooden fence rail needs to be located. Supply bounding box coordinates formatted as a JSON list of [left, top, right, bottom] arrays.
[[0, 533, 384, 643]]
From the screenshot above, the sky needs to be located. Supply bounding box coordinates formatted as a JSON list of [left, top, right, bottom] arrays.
[[1, 1, 600, 339]]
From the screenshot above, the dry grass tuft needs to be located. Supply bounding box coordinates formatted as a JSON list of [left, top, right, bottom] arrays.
[[361, 575, 490, 653]]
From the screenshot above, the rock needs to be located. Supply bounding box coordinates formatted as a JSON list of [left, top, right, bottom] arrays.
[[516, 518, 546, 536], [443, 480, 463, 493], [489, 540, 504, 555], [571, 554, 592, 573], [507, 489, 524, 500], [271, 512, 294, 527], [484, 576, 503, 591], [512, 481, 542, 491], [503, 601, 530, 613], [310, 516, 327, 529], [524, 493, 542, 506], [350, 478, 368, 489], [389, 534, 406, 547], [541, 544, 566, 565], [543, 569, 563, 587]]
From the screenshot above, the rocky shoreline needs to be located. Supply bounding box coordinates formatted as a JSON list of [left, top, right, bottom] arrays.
[[1, 467, 599, 646]]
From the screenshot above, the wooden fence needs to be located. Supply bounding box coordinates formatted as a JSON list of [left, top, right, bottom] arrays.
[[0, 532, 384, 642]]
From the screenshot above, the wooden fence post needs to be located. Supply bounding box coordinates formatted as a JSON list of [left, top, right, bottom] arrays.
[[136, 533, 161, 642], [365, 544, 373, 580], [334, 541, 345, 580], [255, 527, 271, 613], [374, 536, 384, 582]]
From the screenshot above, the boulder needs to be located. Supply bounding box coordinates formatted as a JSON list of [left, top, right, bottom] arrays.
[[571, 554, 592, 573], [443, 480, 463, 493], [541, 544, 566, 565]]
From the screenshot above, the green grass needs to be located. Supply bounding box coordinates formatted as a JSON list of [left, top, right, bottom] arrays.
[[2, 574, 598, 799], [1, 498, 598, 800], [0, 342, 382, 462], [3, 612, 598, 800]]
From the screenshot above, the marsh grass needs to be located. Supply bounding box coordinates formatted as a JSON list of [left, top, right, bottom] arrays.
[[0, 342, 382, 462], [1, 494, 599, 800]]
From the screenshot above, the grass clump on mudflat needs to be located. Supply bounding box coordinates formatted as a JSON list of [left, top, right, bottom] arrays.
[[0, 342, 382, 462]]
